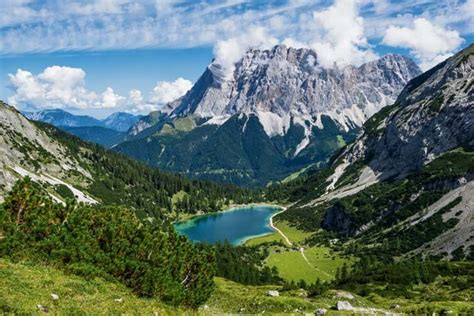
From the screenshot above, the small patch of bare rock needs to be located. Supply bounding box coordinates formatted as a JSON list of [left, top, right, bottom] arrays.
[[114, 298, 123, 303], [315, 308, 327, 315], [36, 304, 49, 313], [390, 304, 400, 309], [267, 290, 279, 297], [50, 293, 59, 300], [335, 291, 354, 299], [336, 301, 353, 311]]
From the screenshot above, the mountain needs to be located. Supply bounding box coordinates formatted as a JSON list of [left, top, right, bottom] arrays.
[[0, 100, 257, 212], [23, 108, 103, 128], [61, 126, 126, 148], [102, 112, 143, 132], [23, 109, 142, 147], [275, 44, 474, 260], [118, 45, 421, 186]]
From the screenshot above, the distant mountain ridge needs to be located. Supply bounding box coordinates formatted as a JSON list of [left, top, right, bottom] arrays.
[[23, 109, 142, 132], [118, 45, 421, 186]]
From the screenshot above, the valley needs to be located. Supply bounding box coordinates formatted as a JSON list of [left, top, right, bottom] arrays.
[[0, 14, 473, 315]]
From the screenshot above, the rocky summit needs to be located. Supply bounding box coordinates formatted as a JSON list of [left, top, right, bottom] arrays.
[[119, 45, 421, 186]]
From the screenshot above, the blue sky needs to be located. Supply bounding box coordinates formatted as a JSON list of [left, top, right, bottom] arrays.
[[0, 0, 472, 117], [0, 48, 213, 117]]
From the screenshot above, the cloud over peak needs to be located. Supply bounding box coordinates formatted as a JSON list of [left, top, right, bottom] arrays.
[[383, 18, 464, 70]]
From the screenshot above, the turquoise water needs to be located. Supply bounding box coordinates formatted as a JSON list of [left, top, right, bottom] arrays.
[[174, 205, 281, 245]]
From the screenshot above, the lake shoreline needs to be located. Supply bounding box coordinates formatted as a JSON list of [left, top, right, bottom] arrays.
[[174, 202, 285, 224], [174, 203, 288, 246]]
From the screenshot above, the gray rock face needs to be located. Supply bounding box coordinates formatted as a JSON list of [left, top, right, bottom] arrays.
[[170, 44, 421, 137], [336, 301, 353, 311], [341, 44, 474, 179], [0, 101, 94, 202]]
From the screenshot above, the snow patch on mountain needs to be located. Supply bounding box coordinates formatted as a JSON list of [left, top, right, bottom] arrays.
[[203, 115, 232, 126]]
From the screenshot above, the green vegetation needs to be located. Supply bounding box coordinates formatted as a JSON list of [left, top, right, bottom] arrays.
[[0, 178, 215, 308], [0, 259, 178, 315], [245, 231, 284, 245], [115, 114, 358, 187], [277, 148, 474, 258], [37, 121, 263, 220], [212, 242, 281, 285], [61, 126, 126, 148], [363, 103, 399, 136], [267, 249, 318, 283], [266, 246, 354, 283], [54, 184, 75, 200]]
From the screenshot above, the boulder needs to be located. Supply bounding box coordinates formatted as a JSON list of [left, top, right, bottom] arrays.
[[267, 290, 279, 297], [50, 294, 59, 300], [36, 304, 49, 313], [336, 301, 353, 311], [114, 298, 123, 303], [390, 304, 400, 309], [315, 308, 327, 315]]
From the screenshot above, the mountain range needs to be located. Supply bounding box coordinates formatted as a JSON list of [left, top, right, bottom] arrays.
[[276, 44, 473, 259], [22, 46, 422, 186], [23, 109, 142, 147], [0, 44, 473, 314], [23, 109, 142, 132], [115, 45, 422, 186]]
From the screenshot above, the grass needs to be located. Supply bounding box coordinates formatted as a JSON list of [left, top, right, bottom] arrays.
[[280, 163, 316, 183], [245, 221, 312, 246], [2, 258, 472, 315], [205, 277, 318, 314], [245, 232, 284, 245], [278, 221, 313, 244], [267, 249, 319, 283], [0, 259, 179, 315], [266, 246, 354, 283], [247, 222, 352, 283], [303, 247, 356, 280]]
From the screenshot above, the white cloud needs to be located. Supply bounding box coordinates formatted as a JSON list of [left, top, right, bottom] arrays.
[[210, 0, 377, 73], [8, 66, 100, 110], [212, 26, 278, 81], [309, 0, 378, 68], [149, 78, 193, 105], [0, 0, 469, 77], [382, 18, 464, 70], [8, 66, 193, 114], [100, 87, 126, 108]]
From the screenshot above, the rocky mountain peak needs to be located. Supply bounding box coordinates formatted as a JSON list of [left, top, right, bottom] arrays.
[[339, 44, 474, 180], [169, 44, 421, 138]]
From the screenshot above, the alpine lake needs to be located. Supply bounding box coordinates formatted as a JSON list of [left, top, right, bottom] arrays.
[[174, 205, 282, 245]]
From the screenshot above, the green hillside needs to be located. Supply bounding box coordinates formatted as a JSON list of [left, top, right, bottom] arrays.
[[115, 114, 357, 187]]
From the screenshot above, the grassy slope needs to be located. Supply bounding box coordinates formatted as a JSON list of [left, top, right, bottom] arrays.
[[246, 221, 354, 283], [2, 259, 472, 315], [245, 221, 311, 246], [0, 259, 179, 315]]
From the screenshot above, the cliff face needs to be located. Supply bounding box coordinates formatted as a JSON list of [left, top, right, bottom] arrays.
[[170, 45, 421, 138], [340, 44, 474, 180]]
